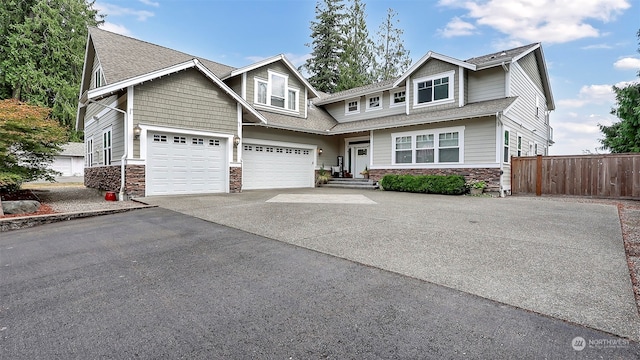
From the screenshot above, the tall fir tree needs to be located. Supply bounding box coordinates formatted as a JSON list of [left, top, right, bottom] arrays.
[[372, 8, 411, 82], [0, 0, 102, 134], [335, 0, 374, 91], [302, 0, 346, 94]]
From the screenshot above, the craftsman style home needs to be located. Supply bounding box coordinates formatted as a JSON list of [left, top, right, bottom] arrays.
[[77, 27, 554, 198]]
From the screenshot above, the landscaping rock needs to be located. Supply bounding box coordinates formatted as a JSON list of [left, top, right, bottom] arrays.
[[2, 200, 41, 215]]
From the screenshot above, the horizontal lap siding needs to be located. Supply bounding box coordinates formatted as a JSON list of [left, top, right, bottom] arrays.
[[133, 69, 237, 134], [519, 52, 544, 94], [325, 92, 406, 123], [372, 117, 497, 167], [468, 67, 505, 103], [508, 62, 549, 151], [84, 95, 121, 166]]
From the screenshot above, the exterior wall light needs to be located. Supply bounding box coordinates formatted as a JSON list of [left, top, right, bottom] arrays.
[[233, 135, 241, 147], [318, 148, 323, 156], [133, 124, 142, 140]]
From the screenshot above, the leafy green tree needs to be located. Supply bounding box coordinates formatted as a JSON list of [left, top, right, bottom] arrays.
[[372, 8, 411, 82], [0, 99, 68, 187], [336, 0, 374, 91], [599, 30, 640, 153], [599, 83, 640, 152], [302, 0, 346, 93], [0, 0, 102, 135]]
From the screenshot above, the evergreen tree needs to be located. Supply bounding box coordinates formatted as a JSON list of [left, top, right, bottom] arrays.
[[0, 0, 102, 134], [599, 30, 640, 153], [302, 0, 346, 93], [372, 8, 411, 82], [336, 0, 374, 91]]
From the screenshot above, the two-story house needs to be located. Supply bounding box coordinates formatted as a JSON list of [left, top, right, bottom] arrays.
[[77, 27, 554, 198]]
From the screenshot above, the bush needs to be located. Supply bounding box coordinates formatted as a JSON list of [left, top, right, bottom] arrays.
[[379, 174, 467, 195], [0, 172, 23, 193]]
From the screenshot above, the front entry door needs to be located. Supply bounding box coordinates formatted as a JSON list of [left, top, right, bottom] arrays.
[[353, 145, 370, 179]]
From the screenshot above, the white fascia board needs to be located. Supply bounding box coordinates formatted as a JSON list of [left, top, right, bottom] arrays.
[[86, 60, 196, 101], [511, 43, 540, 63], [224, 54, 321, 99], [193, 59, 268, 124], [314, 83, 395, 106], [394, 51, 476, 87]]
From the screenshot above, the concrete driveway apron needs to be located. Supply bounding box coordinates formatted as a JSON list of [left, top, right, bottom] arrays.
[[140, 188, 640, 341]]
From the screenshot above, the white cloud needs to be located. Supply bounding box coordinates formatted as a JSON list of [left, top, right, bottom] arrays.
[[558, 83, 619, 108], [99, 22, 131, 36], [95, 2, 154, 21], [438, 0, 630, 44], [582, 43, 614, 50], [614, 57, 640, 70], [439, 17, 476, 38], [139, 0, 159, 7]]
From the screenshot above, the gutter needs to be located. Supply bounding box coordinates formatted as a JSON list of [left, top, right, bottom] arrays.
[[86, 100, 128, 201]]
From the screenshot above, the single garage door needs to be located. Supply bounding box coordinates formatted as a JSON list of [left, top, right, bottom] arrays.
[[242, 143, 314, 190], [51, 156, 72, 176], [146, 132, 227, 196]]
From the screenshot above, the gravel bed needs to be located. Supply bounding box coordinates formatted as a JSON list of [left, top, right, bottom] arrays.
[[29, 185, 146, 213]]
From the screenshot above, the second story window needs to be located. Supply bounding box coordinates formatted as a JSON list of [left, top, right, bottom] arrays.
[[367, 95, 381, 111], [254, 70, 298, 112], [345, 99, 360, 114], [392, 90, 406, 106], [94, 68, 103, 88], [413, 71, 455, 108]]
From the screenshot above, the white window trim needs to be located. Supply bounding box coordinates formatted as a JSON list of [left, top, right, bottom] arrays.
[[86, 137, 94, 167], [391, 126, 465, 165], [503, 128, 511, 163], [94, 67, 103, 88], [390, 88, 406, 108], [412, 70, 455, 109], [102, 126, 112, 166], [366, 92, 383, 112], [516, 133, 523, 157], [528, 141, 534, 156], [534, 142, 539, 155], [253, 70, 299, 114], [345, 98, 361, 115]]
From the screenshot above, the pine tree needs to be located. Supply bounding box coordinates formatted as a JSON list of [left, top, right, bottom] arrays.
[[373, 8, 411, 82], [302, 0, 346, 93], [336, 0, 374, 91], [0, 0, 102, 133]]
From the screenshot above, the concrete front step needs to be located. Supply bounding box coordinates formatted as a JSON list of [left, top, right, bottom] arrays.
[[321, 178, 378, 190]]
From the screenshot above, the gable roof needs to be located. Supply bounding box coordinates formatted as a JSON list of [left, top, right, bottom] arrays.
[[393, 51, 476, 87], [222, 54, 321, 99], [58, 142, 85, 157], [314, 78, 398, 105], [86, 27, 234, 86], [465, 43, 538, 68]]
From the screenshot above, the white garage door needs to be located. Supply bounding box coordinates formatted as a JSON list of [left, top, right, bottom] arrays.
[[242, 143, 314, 190], [51, 157, 72, 176], [146, 132, 227, 196]]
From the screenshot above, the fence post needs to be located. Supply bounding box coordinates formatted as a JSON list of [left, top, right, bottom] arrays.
[[536, 155, 542, 196]]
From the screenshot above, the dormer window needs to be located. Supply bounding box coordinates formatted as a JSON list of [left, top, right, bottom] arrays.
[[254, 70, 298, 112], [366, 94, 382, 111], [345, 99, 360, 115], [413, 71, 455, 108], [391, 89, 406, 107]]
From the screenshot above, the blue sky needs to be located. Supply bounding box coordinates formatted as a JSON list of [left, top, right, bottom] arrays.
[[94, 0, 639, 155]]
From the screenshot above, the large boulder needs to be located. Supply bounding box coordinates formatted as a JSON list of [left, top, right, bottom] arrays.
[[2, 200, 41, 215]]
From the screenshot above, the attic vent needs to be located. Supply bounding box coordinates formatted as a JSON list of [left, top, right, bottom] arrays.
[[500, 51, 507, 56], [490, 55, 496, 59]]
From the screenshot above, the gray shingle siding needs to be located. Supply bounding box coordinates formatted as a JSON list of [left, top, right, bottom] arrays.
[[246, 61, 306, 118], [409, 59, 459, 113], [133, 68, 237, 134]]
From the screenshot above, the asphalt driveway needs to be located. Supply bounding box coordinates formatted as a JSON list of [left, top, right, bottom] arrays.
[[140, 188, 640, 342], [1, 207, 637, 358]]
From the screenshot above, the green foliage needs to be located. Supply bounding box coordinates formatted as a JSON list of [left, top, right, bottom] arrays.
[[302, 0, 346, 93], [335, 0, 374, 91], [0, 0, 103, 133], [372, 8, 412, 82], [470, 180, 486, 189], [599, 30, 640, 153], [0, 99, 67, 183], [379, 174, 467, 195], [599, 83, 640, 153], [0, 172, 23, 192]]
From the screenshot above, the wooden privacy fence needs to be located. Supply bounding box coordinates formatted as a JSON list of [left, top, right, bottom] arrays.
[[511, 154, 640, 199]]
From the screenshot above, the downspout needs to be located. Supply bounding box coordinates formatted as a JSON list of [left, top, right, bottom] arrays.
[[496, 111, 505, 198], [86, 99, 128, 201]]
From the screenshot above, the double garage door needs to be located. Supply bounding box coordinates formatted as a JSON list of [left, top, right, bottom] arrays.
[[146, 132, 227, 196], [242, 143, 315, 190]]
